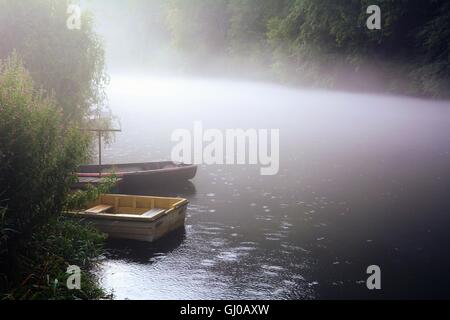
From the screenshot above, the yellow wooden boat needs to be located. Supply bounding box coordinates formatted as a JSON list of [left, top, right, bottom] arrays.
[[72, 194, 188, 242]]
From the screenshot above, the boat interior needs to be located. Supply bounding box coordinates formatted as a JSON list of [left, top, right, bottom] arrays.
[[84, 194, 186, 219]]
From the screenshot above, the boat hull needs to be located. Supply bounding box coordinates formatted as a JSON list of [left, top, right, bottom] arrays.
[[76, 161, 197, 189], [70, 194, 189, 242], [81, 204, 187, 242], [120, 165, 197, 187]]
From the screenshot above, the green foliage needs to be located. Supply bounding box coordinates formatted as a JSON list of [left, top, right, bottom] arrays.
[[0, 206, 9, 288], [66, 175, 118, 211], [266, 0, 450, 96], [165, 0, 450, 98], [227, 0, 287, 74], [0, 0, 113, 299], [411, 1, 450, 97], [0, 55, 108, 298], [0, 0, 109, 122], [167, 0, 230, 67], [0, 54, 90, 233], [4, 217, 108, 300]]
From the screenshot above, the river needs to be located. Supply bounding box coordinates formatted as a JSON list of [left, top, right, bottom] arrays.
[[96, 75, 450, 299]]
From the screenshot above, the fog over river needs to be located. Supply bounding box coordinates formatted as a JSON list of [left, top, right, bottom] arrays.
[[96, 75, 450, 299]]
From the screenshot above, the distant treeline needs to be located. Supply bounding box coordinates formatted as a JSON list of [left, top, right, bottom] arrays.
[[164, 0, 449, 98]]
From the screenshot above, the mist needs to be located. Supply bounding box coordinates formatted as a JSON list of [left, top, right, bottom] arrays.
[[82, 1, 450, 299], [2, 0, 450, 301], [84, 0, 449, 98]]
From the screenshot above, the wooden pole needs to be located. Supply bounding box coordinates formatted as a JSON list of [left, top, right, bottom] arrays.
[[98, 131, 102, 174], [81, 128, 122, 176]]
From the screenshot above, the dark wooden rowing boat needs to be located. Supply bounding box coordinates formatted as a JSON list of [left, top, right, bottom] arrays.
[[76, 161, 197, 188]]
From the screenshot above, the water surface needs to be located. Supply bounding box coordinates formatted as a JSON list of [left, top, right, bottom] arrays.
[[97, 75, 450, 299]]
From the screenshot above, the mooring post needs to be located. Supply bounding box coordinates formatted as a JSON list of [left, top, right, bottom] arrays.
[[98, 130, 102, 174], [82, 128, 121, 176]]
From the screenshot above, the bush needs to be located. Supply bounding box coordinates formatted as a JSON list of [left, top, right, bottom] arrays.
[[0, 54, 105, 298], [66, 175, 118, 211], [4, 217, 108, 300]]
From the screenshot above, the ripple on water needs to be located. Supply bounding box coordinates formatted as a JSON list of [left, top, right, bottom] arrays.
[[199, 226, 225, 231], [256, 215, 273, 221], [197, 231, 221, 235], [200, 259, 217, 267], [281, 243, 311, 253], [217, 251, 240, 262], [265, 237, 281, 241], [260, 265, 285, 277], [262, 271, 278, 277], [188, 204, 211, 214], [308, 281, 319, 287], [261, 265, 285, 272], [244, 289, 267, 298], [280, 221, 293, 229], [236, 246, 257, 252], [283, 280, 296, 286], [264, 232, 286, 240]]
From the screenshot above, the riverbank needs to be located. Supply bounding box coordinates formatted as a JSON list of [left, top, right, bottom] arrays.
[[2, 218, 109, 300], [0, 56, 111, 300]]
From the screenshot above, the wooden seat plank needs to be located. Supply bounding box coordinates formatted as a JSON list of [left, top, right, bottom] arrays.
[[86, 204, 113, 214], [142, 208, 165, 219]]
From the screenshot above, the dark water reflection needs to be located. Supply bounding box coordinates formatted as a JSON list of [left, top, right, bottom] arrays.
[[120, 181, 198, 197], [104, 229, 187, 264], [97, 76, 450, 299]]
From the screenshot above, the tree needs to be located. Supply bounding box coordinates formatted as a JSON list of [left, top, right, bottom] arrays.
[[266, 0, 449, 97], [0, 0, 108, 122], [167, 0, 230, 68], [0, 55, 90, 286], [412, 1, 450, 97], [227, 0, 287, 69]]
